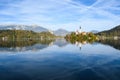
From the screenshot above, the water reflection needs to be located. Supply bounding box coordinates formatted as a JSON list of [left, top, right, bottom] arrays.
[[53, 38, 69, 47], [66, 38, 120, 51], [0, 39, 54, 52], [0, 38, 70, 52], [0, 38, 120, 80], [98, 39, 120, 50], [0, 38, 120, 52]]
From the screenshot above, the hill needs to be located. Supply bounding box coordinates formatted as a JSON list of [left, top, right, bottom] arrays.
[[97, 25, 120, 37], [54, 29, 70, 36]]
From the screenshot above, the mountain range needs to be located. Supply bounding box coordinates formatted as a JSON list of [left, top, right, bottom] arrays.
[[0, 24, 48, 32], [0, 24, 70, 36], [1, 24, 119, 37]]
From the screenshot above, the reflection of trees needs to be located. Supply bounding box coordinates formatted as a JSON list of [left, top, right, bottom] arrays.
[[98, 39, 120, 50], [0, 39, 70, 52], [0, 39, 54, 48], [66, 38, 96, 44], [66, 38, 97, 50], [0, 39, 55, 52]]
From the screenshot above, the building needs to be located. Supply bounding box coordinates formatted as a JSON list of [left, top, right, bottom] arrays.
[[79, 26, 82, 33], [75, 26, 82, 34], [48, 30, 53, 34]]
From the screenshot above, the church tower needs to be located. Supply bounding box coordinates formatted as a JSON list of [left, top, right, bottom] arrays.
[[79, 26, 82, 33]]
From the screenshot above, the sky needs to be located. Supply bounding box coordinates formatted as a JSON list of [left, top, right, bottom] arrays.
[[0, 0, 120, 31]]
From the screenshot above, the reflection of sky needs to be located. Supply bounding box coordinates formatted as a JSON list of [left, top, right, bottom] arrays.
[[0, 43, 120, 80], [39, 42, 120, 56], [0, 39, 120, 80], [79, 43, 120, 55]]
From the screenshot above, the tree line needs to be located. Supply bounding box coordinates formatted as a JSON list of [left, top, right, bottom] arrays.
[[0, 30, 56, 41]]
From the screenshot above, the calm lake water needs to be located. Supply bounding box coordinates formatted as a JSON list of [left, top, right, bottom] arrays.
[[0, 39, 120, 80]]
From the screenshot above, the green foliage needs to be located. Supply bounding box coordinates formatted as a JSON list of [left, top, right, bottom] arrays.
[[65, 32, 98, 44], [0, 30, 56, 41]]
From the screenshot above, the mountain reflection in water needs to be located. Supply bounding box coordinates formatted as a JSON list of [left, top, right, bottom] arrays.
[[0, 39, 69, 52], [0, 38, 120, 52], [98, 39, 120, 50]]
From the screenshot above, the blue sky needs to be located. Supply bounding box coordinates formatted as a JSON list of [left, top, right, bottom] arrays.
[[0, 0, 120, 31]]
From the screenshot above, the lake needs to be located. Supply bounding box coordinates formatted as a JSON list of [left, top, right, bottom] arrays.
[[0, 39, 120, 80]]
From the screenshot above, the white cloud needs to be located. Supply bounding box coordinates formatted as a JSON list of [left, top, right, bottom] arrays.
[[0, 0, 120, 31]]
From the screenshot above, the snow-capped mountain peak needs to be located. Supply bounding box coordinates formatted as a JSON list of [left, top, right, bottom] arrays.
[[0, 24, 48, 32]]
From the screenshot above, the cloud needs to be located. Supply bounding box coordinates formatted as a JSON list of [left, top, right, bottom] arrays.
[[0, 0, 120, 31]]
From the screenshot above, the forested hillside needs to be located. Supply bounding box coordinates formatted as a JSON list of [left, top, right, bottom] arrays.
[[97, 25, 120, 37], [0, 30, 55, 41]]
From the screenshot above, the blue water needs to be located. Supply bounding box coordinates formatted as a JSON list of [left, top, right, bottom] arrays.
[[0, 39, 120, 80]]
